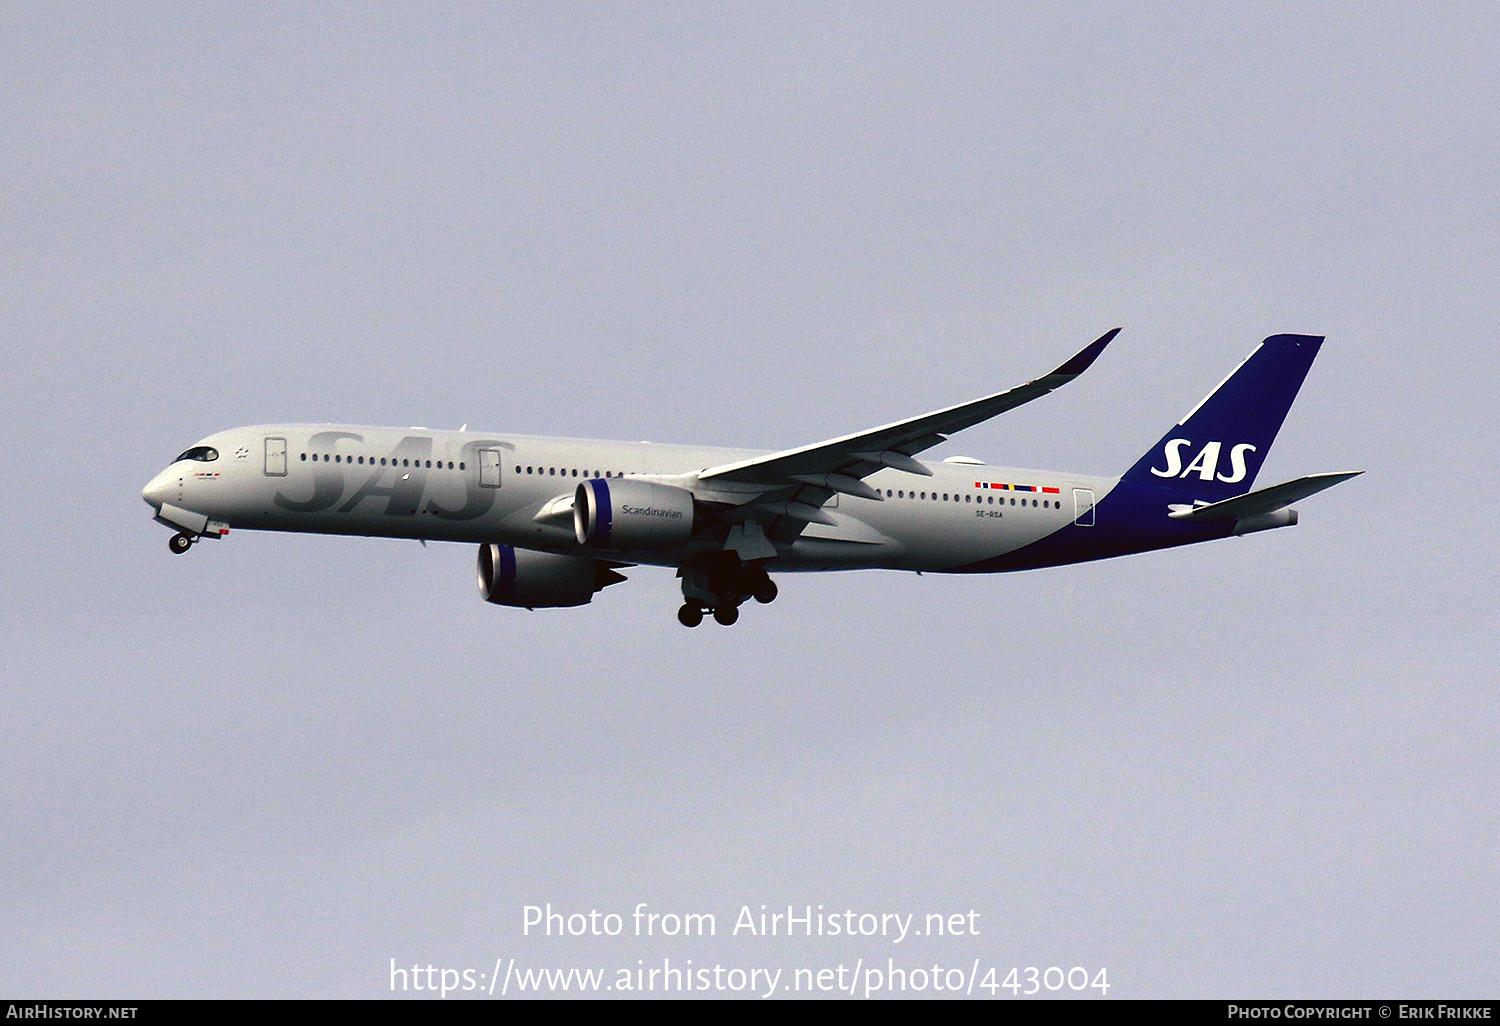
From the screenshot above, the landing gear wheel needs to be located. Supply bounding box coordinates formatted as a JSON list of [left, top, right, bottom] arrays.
[[169, 532, 195, 555], [753, 579, 778, 604], [677, 603, 704, 628], [713, 604, 740, 626]]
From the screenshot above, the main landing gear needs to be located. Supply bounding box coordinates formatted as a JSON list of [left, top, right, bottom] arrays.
[[675, 556, 778, 628], [676, 602, 744, 628], [168, 532, 196, 554]]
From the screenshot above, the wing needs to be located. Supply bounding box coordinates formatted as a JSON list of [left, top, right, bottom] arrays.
[[693, 328, 1120, 544]]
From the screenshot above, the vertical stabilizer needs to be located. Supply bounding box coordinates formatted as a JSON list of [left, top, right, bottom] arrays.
[[1119, 334, 1323, 502]]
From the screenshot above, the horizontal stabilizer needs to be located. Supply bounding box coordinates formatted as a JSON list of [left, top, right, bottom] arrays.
[[1168, 471, 1363, 521]]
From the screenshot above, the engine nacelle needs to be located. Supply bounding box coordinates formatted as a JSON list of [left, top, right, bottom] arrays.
[[476, 544, 625, 609], [573, 478, 695, 551]]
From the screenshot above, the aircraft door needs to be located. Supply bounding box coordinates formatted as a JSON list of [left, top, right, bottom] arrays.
[[264, 436, 287, 477], [1072, 488, 1095, 527], [479, 448, 502, 488]]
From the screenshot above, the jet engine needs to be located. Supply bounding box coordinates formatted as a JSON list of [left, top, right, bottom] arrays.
[[477, 544, 626, 609], [573, 478, 695, 551]]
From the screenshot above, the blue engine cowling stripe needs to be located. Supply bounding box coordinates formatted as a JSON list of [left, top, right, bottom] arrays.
[[496, 543, 517, 600], [588, 478, 611, 546]]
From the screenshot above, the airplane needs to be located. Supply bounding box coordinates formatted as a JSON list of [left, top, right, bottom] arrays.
[[142, 330, 1360, 627]]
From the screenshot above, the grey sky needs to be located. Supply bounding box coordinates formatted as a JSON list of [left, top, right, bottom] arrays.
[[2, 2, 1495, 998]]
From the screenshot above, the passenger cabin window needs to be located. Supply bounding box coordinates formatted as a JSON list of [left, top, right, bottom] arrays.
[[176, 446, 218, 463]]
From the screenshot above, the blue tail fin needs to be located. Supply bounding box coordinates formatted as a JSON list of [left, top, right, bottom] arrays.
[[1120, 334, 1323, 502]]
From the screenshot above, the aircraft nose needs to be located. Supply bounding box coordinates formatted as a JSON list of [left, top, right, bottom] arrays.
[[142, 469, 173, 509]]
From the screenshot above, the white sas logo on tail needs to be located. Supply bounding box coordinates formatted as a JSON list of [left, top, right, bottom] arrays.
[[1151, 439, 1256, 483]]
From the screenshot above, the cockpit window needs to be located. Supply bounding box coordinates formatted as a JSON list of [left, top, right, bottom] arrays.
[[175, 446, 219, 463]]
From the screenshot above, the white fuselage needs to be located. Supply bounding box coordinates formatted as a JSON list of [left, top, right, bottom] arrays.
[[142, 424, 1118, 574]]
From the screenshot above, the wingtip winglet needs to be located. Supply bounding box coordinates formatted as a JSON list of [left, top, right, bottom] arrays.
[[1051, 327, 1121, 378]]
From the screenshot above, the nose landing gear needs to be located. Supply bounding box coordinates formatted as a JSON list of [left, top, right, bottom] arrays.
[[168, 532, 196, 554]]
